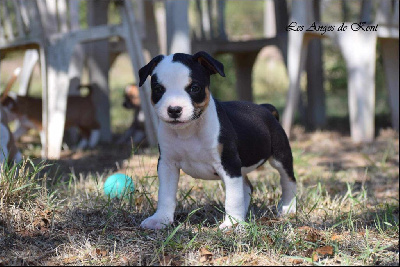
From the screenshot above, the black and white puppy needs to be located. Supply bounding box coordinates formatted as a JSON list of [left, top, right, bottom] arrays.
[[138, 51, 296, 230]]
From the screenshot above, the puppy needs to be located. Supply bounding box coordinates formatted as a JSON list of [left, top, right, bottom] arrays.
[[117, 84, 146, 145], [138, 51, 297, 230], [1, 84, 100, 150], [1, 105, 22, 165]]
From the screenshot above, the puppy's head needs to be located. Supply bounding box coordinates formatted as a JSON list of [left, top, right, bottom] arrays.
[[123, 84, 141, 109], [138, 51, 225, 128]]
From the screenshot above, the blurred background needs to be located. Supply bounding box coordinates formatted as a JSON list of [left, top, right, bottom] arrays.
[[0, 0, 398, 158]]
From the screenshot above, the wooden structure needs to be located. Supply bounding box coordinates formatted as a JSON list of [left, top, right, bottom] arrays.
[[191, 0, 289, 102], [282, 0, 399, 142], [0, 0, 158, 159], [163, 0, 398, 141]]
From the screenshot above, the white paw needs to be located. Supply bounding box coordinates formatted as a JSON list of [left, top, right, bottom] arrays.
[[219, 215, 244, 230], [140, 214, 173, 230], [278, 198, 296, 215], [219, 220, 234, 230]]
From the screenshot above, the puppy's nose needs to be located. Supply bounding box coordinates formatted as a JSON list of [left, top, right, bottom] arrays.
[[167, 106, 183, 119]]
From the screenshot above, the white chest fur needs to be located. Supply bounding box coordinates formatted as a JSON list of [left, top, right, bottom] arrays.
[[158, 98, 221, 180]]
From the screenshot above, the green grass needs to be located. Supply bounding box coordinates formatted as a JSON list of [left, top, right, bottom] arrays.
[[0, 130, 398, 265]]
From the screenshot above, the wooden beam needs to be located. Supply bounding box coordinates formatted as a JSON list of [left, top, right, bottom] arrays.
[[233, 51, 258, 102], [166, 0, 190, 54], [87, 0, 112, 143]]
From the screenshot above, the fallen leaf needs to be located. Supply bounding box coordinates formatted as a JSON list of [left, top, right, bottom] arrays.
[[312, 252, 319, 262], [315, 246, 334, 257], [297, 226, 322, 242], [289, 258, 304, 264], [94, 248, 108, 257], [331, 234, 343, 242], [199, 248, 213, 263], [63, 256, 78, 264]]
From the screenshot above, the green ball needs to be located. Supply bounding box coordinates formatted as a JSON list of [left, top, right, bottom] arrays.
[[103, 173, 135, 199]]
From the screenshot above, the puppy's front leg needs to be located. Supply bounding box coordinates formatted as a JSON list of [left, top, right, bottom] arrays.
[[140, 160, 179, 229], [217, 170, 246, 230]]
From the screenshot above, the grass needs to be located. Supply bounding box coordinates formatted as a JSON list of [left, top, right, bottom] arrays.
[[0, 129, 398, 265]]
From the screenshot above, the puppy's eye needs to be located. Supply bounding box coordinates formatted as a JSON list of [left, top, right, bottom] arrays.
[[152, 84, 165, 94], [189, 84, 201, 93]]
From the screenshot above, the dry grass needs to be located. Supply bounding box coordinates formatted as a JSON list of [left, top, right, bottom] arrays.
[[1, 128, 398, 266]]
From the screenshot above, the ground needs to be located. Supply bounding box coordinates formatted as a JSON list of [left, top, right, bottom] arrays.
[[0, 127, 398, 266]]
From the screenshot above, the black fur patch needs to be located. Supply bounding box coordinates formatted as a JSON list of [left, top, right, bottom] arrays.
[[150, 74, 165, 105], [215, 100, 296, 182], [172, 53, 210, 104], [138, 55, 164, 86]]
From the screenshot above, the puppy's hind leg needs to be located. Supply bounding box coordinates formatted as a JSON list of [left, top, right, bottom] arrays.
[[243, 175, 253, 215], [269, 157, 297, 215]]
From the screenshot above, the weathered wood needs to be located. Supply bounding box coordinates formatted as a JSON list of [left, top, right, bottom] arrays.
[[306, 39, 325, 130], [18, 0, 30, 32], [233, 52, 258, 102], [331, 25, 377, 142], [2, 0, 159, 158], [282, 0, 312, 135], [19, 49, 39, 95], [37, 0, 58, 35], [201, 0, 212, 40], [58, 0, 68, 33], [68, 0, 83, 95], [155, 3, 167, 54], [142, 0, 160, 60], [166, 0, 190, 54], [69, 0, 80, 30], [360, 0, 373, 22], [1, 1, 15, 41], [12, 1, 25, 37], [122, 0, 158, 147], [44, 42, 73, 158], [305, 0, 325, 130], [87, 0, 111, 143], [380, 38, 399, 131], [264, 0, 276, 38], [192, 37, 278, 55], [0, 12, 5, 42], [216, 0, 226, 39]]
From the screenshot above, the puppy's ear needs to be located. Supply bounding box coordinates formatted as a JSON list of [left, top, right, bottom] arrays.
[[193, 51, 225, 77], [138, 55, 164, 87]]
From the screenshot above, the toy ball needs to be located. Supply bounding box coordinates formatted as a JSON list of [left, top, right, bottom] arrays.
[[103, 173, 135, 199]]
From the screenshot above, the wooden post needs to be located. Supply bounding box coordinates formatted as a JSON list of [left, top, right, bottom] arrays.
[[264, 0, 276, 38], [282, 0, 311, 135], [18, 49, 39, 95], [331, 26, 377, 142], [166, 0, 190, 54], [233, 52, 258, 102], [274, 0, 288, 65], [142, 0, 160, 60], [305, 0, 325, 130], [87, 0, 111, 142], [380, 39, 399, 132]]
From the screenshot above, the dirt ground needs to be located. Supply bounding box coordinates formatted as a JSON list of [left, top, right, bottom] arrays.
[[1, 126, 398, 266]]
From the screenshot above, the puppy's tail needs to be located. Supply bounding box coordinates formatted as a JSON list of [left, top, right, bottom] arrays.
[[261, 103, 279, 122]]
